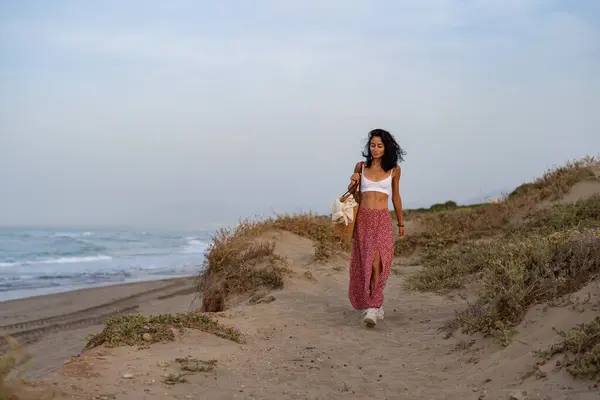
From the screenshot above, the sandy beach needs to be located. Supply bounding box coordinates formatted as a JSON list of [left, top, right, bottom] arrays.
[[3, 230, 600, 400]]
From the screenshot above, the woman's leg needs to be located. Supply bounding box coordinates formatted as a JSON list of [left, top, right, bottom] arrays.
[[370, 248, 382, 294], [366, 210, 393, 314], [348, 210, 370, 310]]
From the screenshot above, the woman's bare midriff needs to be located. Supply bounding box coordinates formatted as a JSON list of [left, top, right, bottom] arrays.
[[359, 192, 389, 210]]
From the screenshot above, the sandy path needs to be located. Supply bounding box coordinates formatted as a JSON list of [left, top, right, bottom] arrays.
[[27, 264, 474, 399]]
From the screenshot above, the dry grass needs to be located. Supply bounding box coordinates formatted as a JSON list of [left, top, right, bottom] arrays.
[[509, 156, 597, 200], [402, 156, 600, 347], [84, 311, 243, 350], [407, 193, 600, 292], [0, 336, 49, 400], [267, 213, 352, 255], [1, 336, 22, 400], [456, 229, 600, 344], [164, 357, 218, 385], [197, 213, 351, 311], [197, 220, 290, 312], [405, 238, 499, 291], [535, 317, 600, 380], [398, 156, 598, 256], [511, 193, 600, 235]]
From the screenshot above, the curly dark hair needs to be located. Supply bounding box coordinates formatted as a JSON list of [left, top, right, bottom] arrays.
[[362, 128, 406, 171]]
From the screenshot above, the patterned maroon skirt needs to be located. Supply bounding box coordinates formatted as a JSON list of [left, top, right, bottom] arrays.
[[348, 207, 394, 310]]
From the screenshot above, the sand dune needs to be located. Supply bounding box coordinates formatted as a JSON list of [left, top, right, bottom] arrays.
[[3, 160, 600, 400]]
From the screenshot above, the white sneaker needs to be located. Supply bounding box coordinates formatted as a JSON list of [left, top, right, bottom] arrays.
[[377, 307, 384, 320], [363, 308, 378, 327]]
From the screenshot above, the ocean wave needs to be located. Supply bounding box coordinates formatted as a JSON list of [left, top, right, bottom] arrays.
[[52, 231, 94, 238], [0, 255, 113, 268], [181, 237, 209, 254], [0, 270, 131, 292], [0, 265, 197, 293]]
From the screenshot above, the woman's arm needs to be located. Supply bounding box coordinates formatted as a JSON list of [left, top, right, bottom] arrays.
[[391, 166, 404, 231], [347, 162, 362, 193]]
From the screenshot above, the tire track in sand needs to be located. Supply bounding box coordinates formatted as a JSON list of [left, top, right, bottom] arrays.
[[0, 279, 196, 348], [1, 305, 140, 348]]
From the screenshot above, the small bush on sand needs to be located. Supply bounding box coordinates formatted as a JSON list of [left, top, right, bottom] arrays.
[[429, 200, 458, 212], [535, 317, 600, 380], [455, 229, 600, 345], [84, 311, 242, 350]]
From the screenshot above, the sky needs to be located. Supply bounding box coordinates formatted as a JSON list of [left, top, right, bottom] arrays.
[[1, 0, 599, 229]]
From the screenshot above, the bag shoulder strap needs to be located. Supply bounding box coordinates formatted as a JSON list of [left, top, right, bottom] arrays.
[[342, 161, 364, 198], [354, 161, 364, 195]]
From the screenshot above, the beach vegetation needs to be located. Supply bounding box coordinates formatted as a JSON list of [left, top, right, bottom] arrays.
[[535, 317, 600, 380], [0, 336, 49, 400], [402, 156, 600, 363], [197, 212, 352, 311], [83, 311, 243, 350]]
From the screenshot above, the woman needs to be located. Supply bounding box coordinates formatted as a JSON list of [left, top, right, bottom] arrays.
[[347, 129, 406, 327]]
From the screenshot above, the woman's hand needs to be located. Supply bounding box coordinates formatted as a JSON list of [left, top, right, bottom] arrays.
[[350, 173, 360, 186], [397, 224, 405, 239]]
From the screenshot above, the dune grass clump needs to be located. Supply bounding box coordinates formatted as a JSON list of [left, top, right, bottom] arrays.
[[268, 213, 352, 255], [0, 336, 40, 400], [201, 233, 288, 292], [455, 229, 600, 345], [197, 221, 290, 311], [509, 156, 598, 200], [535, 317, 600, 380], [265, 212, 352, 261], [1, 336, 21, 400], [203, 213, 349, 271], [197, 213, 352, 311], [84, 311, 243, 350]]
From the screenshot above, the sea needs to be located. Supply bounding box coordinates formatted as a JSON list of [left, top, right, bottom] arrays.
[[0, 227, 214, 302]]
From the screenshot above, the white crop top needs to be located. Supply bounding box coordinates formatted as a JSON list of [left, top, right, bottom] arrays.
[[360, 163, 393, 196]]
